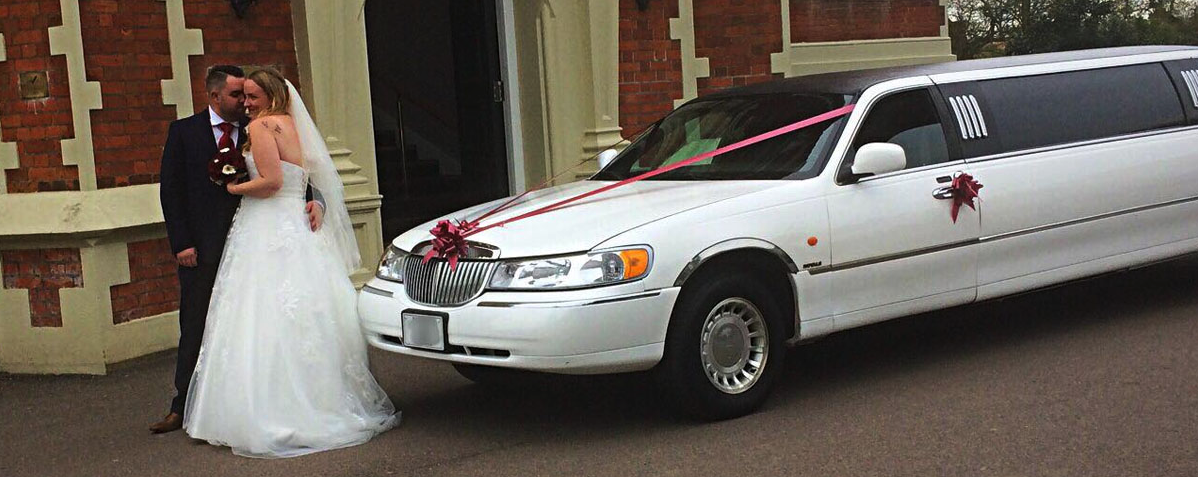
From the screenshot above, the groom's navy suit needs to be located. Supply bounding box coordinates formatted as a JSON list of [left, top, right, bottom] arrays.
[[159, 110, 245, 416]]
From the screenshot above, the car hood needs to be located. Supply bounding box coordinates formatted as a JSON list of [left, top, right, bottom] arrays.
[[392, 180, 779, 258]]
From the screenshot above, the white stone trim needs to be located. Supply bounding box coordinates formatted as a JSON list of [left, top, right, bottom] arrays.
[[580, 0, 623, 175], [779, 37, 955, 78], [770, 0, 792, 75], [0, 33, 18, 194], [0, 240, 179, 375], [161, 0, 205, 119], [0, 183, 163, 238], [498, 0, 526, 194], [940, 0, 951, 38], [48, 0, 103, 191], [0, 253, 34, 371], [669, 0, 710, 108]]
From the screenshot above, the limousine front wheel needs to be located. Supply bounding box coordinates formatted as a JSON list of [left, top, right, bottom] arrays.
[[657, 271, 787, 420]]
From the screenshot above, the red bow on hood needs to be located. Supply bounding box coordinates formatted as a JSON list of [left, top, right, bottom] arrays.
[[422, 219, 476, 270]]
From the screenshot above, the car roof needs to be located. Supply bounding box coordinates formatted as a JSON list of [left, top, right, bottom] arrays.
[[701, 45, 1198, 99]]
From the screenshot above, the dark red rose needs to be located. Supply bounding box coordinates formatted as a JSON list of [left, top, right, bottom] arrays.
[[208, 147, 247, 186]]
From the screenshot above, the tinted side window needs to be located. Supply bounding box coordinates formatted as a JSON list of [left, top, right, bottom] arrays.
[[980, 64, 1185, 152], [849, 88, 950, 170]]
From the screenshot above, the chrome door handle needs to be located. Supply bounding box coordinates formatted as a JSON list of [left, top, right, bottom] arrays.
[[932, 186, 955, 200]]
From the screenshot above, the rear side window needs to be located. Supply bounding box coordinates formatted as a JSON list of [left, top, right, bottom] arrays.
[[979, 64, 1185, 152]]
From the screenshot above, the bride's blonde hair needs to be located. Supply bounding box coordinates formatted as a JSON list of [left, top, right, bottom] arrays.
[[243, 67, 290, 151], [247, 67, 290, 118]]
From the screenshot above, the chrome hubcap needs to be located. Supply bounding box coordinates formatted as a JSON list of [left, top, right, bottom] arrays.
[[700, 297, 769, 394]]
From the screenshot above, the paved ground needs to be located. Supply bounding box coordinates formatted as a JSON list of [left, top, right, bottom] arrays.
[[3, 257, 1198, 477]]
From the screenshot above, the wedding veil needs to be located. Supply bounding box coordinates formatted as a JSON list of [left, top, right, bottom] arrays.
[[286, 80, 361, 274]]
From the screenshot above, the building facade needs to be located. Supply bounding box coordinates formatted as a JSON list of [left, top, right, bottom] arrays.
[[0, 0, 952, 374]]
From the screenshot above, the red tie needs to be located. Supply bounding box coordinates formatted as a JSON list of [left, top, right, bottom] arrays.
[[217, 122, 235, 151]]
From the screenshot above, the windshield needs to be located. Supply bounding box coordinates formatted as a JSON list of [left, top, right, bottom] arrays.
[[593, 93, 853, 181]]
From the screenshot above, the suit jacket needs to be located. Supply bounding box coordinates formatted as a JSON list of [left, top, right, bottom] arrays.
[[159, 111, 246, 266]]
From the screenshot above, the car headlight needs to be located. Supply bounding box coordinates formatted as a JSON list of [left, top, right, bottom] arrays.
[[376, 245, 407, 282], [488, 247, 652, 290]]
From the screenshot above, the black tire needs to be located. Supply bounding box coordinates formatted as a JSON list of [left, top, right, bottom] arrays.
[[656, 270, 788, 420]]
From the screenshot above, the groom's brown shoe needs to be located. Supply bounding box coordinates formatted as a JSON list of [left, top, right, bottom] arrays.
[[149, 412, 183, 434]]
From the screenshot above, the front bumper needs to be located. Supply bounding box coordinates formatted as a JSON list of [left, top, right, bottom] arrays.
[[357, 278, 681, 374]]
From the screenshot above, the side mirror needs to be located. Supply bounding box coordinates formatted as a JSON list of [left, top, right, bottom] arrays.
[[850, 143, 906, 178], [597, 149, 619, 169]]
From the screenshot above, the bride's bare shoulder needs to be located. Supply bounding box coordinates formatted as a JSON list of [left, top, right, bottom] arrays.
[[249, 114, 296, 137]]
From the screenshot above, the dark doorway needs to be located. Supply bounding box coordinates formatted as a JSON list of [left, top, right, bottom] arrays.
[[366, 0, 510, 243]]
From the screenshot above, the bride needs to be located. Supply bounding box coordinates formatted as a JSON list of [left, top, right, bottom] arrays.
[[184, 67, 399, 458]]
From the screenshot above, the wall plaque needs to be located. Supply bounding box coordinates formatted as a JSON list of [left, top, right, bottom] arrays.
[[19, 71, 49, 100]]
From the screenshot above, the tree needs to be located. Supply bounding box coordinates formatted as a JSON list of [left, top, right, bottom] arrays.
[[948, 0, 1198, 60]]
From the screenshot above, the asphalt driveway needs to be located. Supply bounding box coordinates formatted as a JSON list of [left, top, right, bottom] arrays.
[[3, 257, 1197, 476]]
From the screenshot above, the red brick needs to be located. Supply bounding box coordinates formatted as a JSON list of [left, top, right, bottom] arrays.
[[110, 238, 179, 324], [2, 248, 83, 327]]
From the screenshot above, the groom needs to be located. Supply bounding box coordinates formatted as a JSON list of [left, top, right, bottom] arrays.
[[151, 65, 325, 433]]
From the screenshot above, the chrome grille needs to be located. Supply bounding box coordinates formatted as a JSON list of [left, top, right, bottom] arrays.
[[402, 255, 497, 307]]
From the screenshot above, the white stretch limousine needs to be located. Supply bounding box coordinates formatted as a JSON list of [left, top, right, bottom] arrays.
[[359, 46, 1198, 419]]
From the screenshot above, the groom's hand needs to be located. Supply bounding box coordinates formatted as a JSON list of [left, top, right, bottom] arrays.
[[176, 248, 198, 268], [306, 201, 324, 231]]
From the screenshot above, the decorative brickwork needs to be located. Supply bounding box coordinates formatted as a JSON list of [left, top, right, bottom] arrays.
[[1, 248, 83, 327], [790, 0, 944, 42], [694, 0, 784, 96], [0, 0, 81, 193], [183, 0, 301, 109], [80, 0, 176, 189], [619, 0, 945, 139], [109, 238, 179, 324], [618, 0, 683, 140]]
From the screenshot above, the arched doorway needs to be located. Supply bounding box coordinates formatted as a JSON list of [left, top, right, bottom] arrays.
[[365, 0, 511, 243]]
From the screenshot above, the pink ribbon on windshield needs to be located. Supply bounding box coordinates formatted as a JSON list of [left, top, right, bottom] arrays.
[[424, 103, 857, 268]]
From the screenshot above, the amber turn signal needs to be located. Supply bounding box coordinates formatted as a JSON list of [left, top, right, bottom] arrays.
[[619, 249, 650, 279]]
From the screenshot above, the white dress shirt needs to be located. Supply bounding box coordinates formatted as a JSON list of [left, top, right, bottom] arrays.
[[208, 107, 241, 147]]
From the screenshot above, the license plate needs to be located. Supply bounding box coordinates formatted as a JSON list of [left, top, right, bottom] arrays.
[[402, 312, 446, 351]]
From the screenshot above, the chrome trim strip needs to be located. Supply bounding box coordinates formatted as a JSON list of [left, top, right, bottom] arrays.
[[806, 239, 979, 275], [948, 96, 971, 139], [964, 124, 1198, 164], [981, 194, 1198, 243], [962, 95, 983, 138], [1183, 70, 1198, 108], [674, 238, 800, 287], [967, 95, 988, 137], [808, 194, 1198, 275], [476, 290, 663, 308], [362, 285, 394, 298]]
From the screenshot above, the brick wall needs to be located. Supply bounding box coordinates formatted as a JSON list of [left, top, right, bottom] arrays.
[[618, 0, 944, 138], [618, 0, 682, 140], [0, 0, 80, 193], [1, 249, 83, 327], [0, 0, 300, 326], [183, 0, 301, 109], [790, 0, 944, 42], [694, 0, 783, 96], [81, 0, 176, 189], [109, 238, 179, 325]]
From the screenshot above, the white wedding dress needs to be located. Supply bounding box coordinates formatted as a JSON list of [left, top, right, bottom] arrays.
[[184, 153, 399, 458]]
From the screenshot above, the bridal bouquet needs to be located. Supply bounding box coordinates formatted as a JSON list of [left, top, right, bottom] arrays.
[[208, 147, 247, 185]]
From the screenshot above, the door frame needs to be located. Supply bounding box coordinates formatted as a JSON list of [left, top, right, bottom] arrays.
[[497, 0, 526, 194]]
